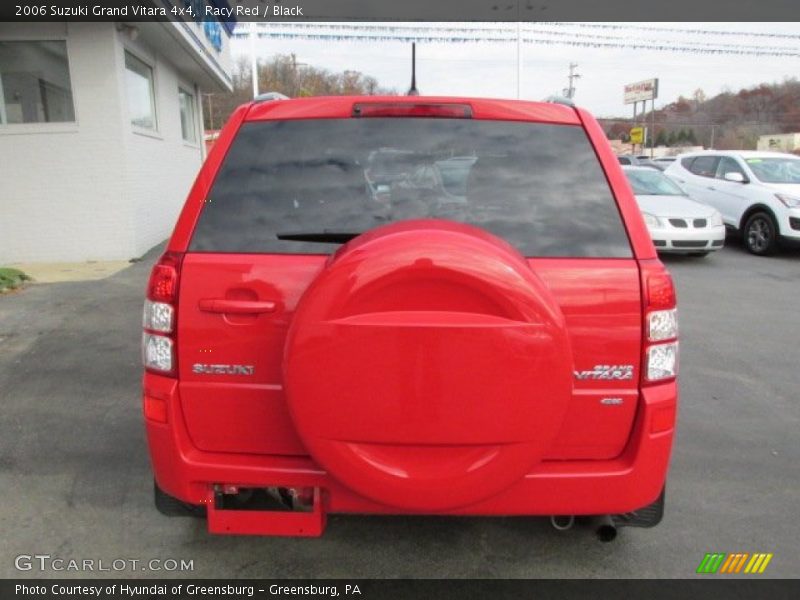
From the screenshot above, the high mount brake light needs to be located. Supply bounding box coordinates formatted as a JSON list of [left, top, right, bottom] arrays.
[[640, 260, 678, 384], [352, 102, 473, 119], [143, 252, 183, 379]]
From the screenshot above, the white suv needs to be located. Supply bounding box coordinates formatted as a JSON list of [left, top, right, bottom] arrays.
[[664, 151, 800, 255]]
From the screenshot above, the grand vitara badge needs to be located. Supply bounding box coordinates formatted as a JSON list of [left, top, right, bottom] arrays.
[[192, 364, 254, 376], [574, 365, 634, 381]]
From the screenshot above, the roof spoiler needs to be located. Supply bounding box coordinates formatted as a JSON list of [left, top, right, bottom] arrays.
[[254, 92, 290, 103], [544, 95, 575, 107]]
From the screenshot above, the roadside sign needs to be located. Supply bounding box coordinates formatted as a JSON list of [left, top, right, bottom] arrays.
[[630, 127, 645, 144], [624, 79, 659, 104]]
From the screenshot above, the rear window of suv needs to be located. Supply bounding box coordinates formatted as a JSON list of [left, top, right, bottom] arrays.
[[189, 118, 632, 258]]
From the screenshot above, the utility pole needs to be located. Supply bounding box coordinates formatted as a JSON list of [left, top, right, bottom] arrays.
[[250, 22, 259, 98], [651, 98, 656, 158], [290, 53, 308, 96], [516, 22, 522, 99], [563, 62, 580, 99]]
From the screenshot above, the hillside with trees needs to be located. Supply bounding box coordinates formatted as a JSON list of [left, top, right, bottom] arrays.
[[602, 78, 800, 150], [203, 54, 396, 129]]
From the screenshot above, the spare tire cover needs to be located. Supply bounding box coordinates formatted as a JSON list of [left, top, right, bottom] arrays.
[[284, 220, 572, 511]]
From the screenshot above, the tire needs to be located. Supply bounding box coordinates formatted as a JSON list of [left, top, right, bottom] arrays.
[[154, 481, 205, 517], [743, 212, 778, 256], [688, 252, 710, 258]]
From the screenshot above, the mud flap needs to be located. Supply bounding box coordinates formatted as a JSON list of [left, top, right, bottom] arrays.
[[154, 481, 206, 518], [613, 487, 665, 528]]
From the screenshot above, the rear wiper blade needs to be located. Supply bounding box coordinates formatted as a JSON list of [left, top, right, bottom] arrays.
[[276, 231, 360, 244]]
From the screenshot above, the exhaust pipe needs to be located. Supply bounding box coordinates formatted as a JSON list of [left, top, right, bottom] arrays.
[[550, 515, 575, 531], [589, 515, 618, 542]]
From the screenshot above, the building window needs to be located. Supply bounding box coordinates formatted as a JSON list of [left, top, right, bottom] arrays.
[[178, 88, 196, 143], [0, 40, 76, 124], [125, 51, 156, 130]]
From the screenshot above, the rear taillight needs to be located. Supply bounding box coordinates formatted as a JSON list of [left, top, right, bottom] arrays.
[[142, 252, 183, 377], [641, 260, 678, 384], [352, 102, 473, 119], [147, 252, 181, 302]]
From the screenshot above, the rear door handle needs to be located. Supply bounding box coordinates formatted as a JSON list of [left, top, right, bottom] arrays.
[[199, 299, 276, 314], [707, 186, 716, 191]]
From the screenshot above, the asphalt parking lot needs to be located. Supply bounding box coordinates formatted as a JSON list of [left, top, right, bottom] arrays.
[[1, 240, 798, 579]]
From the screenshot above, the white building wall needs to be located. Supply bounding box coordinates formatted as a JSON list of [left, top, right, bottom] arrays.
[[115, 31, 204, 257], [0, 20, 229, 263], [0, 22, 131, 263]]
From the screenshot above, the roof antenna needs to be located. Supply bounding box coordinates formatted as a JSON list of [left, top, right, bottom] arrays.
[[407, 42, 419, 96]]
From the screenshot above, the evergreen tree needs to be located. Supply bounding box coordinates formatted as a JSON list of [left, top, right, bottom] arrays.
[[667, 131, 677, 146]]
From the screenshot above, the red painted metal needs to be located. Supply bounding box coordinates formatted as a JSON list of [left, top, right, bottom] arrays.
[[144, 96, 678, 536], [175, 254, 642, 461], [245, 95, 581, 126], [206, 488, 325, 537], [145, 371, 675, 532], [198, 298, 277, 314], [284, 220, 573, 511]]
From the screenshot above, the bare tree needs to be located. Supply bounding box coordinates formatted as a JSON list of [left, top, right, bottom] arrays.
[[203, 55, 396, 130]]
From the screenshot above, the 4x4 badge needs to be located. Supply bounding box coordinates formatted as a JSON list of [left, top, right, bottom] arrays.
[[574, 365, 634, 380]]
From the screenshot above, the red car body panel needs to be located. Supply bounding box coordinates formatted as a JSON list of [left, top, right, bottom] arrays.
[[145, 95, 677, 536], [145, 373, 674, 515], [177, 254, 642, 462]]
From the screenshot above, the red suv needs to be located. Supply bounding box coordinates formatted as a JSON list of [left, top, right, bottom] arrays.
[[142, 96, 678, 540]]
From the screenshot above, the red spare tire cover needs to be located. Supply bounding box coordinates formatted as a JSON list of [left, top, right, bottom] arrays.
[[284, 220, 573, 511]]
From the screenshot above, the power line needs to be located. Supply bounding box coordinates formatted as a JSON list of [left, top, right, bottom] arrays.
[[599, 119, 800, 125], [236, 22, 800, 52], [244, 29, 800, 58], [240, 22, 800, 42], [522, 25, 800, 53], [541, 22, 800, 41]]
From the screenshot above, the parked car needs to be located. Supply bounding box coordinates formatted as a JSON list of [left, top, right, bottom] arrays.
[[617, 154, 663, 170], [653, 157, 677, 166], [665, 151, 800, 255], [623, 166, 725, 256], [648, 157, 678, 171], [142, 96, 678, 540]]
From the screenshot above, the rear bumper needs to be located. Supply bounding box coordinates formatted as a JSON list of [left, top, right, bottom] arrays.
[[144, 374, 677, 532]]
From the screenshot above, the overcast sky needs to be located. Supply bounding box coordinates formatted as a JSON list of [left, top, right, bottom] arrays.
[[232, 22, 800, 117]]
